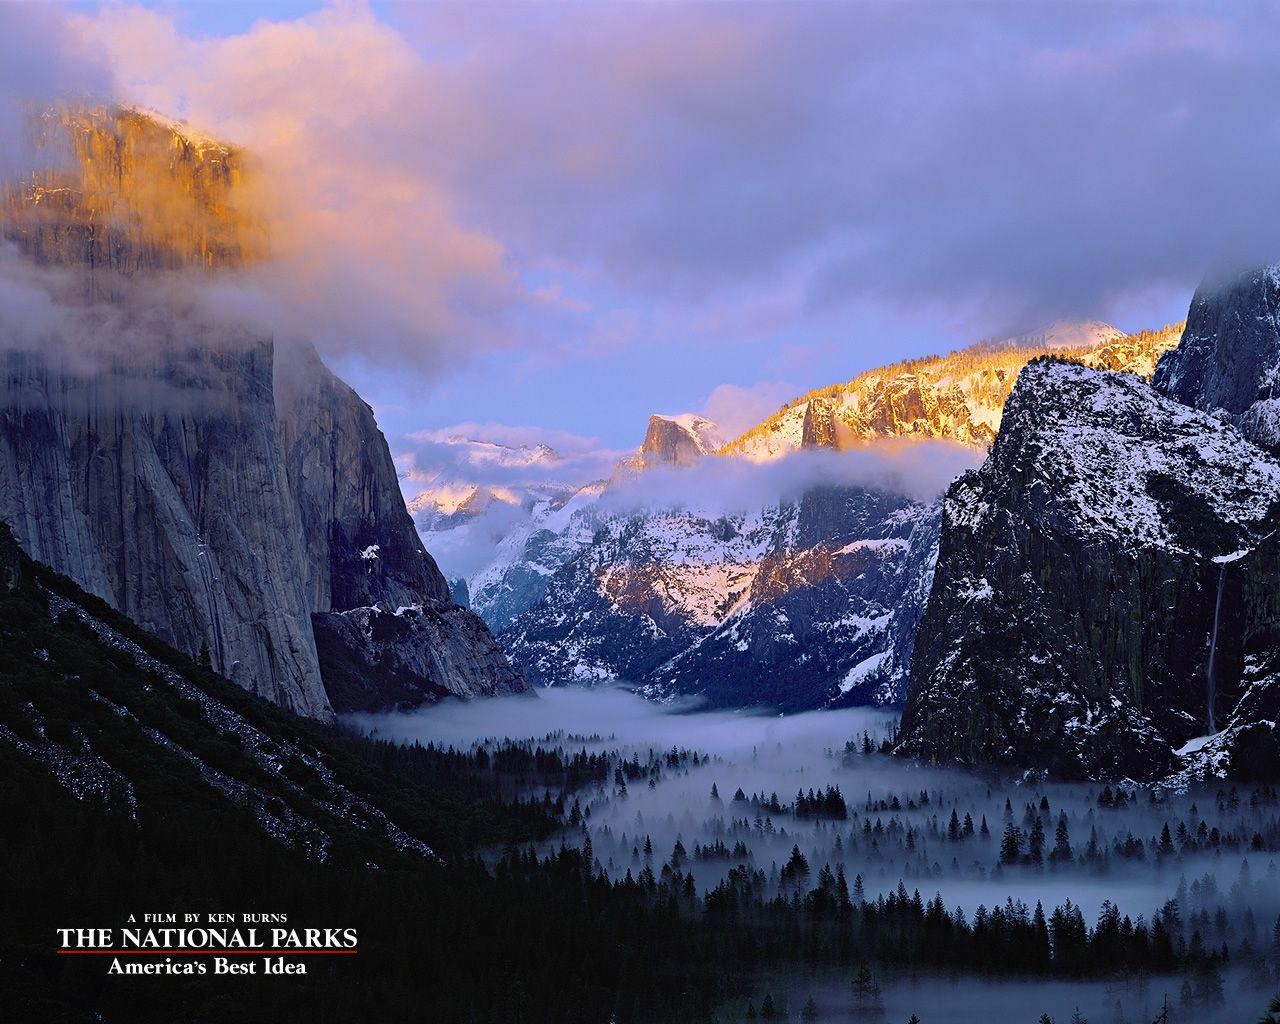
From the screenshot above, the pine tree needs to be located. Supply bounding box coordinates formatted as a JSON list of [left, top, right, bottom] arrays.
[[1029, 816, 1046, 865], [1052, 812, 1072, 863], [1000, 822, 1023, 864]]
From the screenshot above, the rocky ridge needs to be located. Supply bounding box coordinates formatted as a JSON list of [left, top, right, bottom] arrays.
[[721, 322, 1181, 459], [432, 323, 1181, 712], [898, 359, 1280, 779], [0, 105, 527, 717]]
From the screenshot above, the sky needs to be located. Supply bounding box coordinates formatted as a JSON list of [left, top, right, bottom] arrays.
[[8, 0, 1280, 478]]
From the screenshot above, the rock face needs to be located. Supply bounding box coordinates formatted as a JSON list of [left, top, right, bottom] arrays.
[[613, 414, 726, 476], [0, 336, 529, 718], [500, 485, 940, 710], [3, 106, 266, 295], [722, 323, 1181, 459], [312, 602, 527, 713], [0, 104, 528, 717], [0, 341, 330, 717], [276, 343, 451, 613], [1152, 265, 1280, 449], [899, 356, 1280, 780]]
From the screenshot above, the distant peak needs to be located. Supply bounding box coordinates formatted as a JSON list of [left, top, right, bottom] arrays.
[[1007, 319, 1124, 351], [644, 413, 725, 456]]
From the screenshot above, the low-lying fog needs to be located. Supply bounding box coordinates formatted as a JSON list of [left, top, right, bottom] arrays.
[[350, 688, 1279, 1023]]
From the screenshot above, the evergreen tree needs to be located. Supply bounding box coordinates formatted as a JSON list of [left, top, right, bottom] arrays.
[[1000, 822, 1023, 864], [1029, 816, 1046, 865], [1052, 812, 1073, 863]]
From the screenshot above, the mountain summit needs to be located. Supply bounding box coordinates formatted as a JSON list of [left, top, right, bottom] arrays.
[[722, 321, 1180, 459], [3, 105, 266, 289], [900, 270, 1280, 781], [0, 106, 527, 716]]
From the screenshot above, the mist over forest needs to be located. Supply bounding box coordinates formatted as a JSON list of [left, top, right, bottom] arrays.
[[354, 690, 1279, 1022]]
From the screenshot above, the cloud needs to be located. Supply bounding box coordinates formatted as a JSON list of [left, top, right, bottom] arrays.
[[0, 5, 113, 179], [400, 421, 624, 492], [72, 2, 572, 373], [11, 0, 1280, 383], [391, 1, 1280, 337], [700, 382, 795, 440], [601, 441, 981, 518]]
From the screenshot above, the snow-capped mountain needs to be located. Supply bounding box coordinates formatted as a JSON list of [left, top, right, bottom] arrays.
[[407, 438, 565, 531], [500, 486, 941, 708], [614, 414, 727, 475], [441, 322, 1182, 711], [900, 268, 1280, 782], [721, 321, 1181, 459]]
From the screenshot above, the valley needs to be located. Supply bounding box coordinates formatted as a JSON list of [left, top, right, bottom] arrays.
[[358, 689, 1280, 1023]]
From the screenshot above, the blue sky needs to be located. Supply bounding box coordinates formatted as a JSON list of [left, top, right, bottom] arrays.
[[27, 1, 1278, 455]]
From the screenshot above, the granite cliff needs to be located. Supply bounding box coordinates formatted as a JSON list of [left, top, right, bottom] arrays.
[[0, 105, 527, 717], [900, 267, 1280, 781]]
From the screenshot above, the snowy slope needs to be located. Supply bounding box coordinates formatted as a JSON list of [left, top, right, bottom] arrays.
[[722, 323, 1182, 460], [500, 487, 941, 709], [900, 356, 1280, 780]]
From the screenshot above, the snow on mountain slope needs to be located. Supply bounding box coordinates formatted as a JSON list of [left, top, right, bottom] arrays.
[[500, 486, 942, 709], [408, 438, 567, 530], [721, 322, 1182, 460], [415, 319, 1184, 713], [899, 356, 1280, 780]]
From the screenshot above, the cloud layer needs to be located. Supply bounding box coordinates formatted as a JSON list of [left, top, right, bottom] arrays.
[[38, 0, 1280, 380]]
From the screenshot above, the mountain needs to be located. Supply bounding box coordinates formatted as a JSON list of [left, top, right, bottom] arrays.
[[431, 320, 1177, 710], [430, 325, 1180, 653], [900, 268, 1280, 781], [1152, 265, 1280, 450], [0, 105, 527, 716], [500, 486, 941, 708], [615, 413, 726, 474], [471, 325, 1180, 710], [4, 105, 267, 289], [0, 521, 436, 861], [721, 322, 1181, 459], [407, 438, 565, 532]]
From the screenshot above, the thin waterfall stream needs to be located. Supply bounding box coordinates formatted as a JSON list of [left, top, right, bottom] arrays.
[[1205, 562, 1227, 733]]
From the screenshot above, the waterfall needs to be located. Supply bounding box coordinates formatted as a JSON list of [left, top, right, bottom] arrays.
[[1205, 562, 1227, 733]]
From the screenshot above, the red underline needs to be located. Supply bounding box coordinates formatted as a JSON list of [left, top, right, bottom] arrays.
[[57, 949, 358, 956]]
